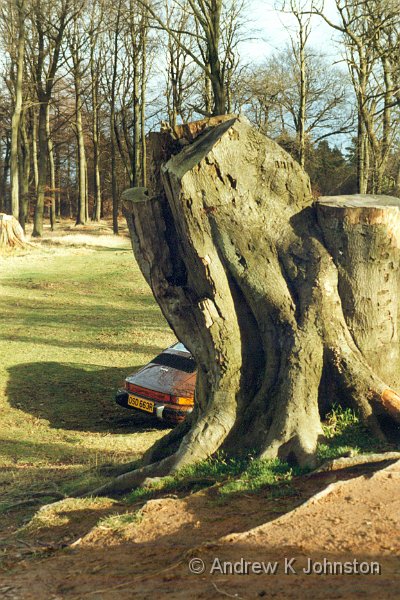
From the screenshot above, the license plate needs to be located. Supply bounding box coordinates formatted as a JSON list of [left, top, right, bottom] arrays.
[[127, 394, 154, 413]]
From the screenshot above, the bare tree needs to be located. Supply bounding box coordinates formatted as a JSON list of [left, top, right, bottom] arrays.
[[88, 0, 105, 221], [1, 0, 27, 219], [107, 0, 123, 234], [312, 0, 400, 193], [280, 0, 312, 168], [28, 0, 79, 236], [235, 51, 354, 162], [67, 4, 90, 224], [135, 0, 244, 116], [164, 2, 198, 126]]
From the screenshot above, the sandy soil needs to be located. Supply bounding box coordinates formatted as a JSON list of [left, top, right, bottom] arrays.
[[0, 459, 399, 600]]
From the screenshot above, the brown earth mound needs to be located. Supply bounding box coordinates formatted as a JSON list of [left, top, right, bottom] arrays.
[[0, 460, 399, 599]]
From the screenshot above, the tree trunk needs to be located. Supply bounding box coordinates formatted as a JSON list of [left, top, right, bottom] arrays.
[[32, 100, 48, 237], [132, 60, 141, 187], [357, 112, 368, 194], [110, 0, 122, 235], [75, 74, 87, 226], [0, 138, 11, 214], [141, 21, 147, 187], [10, 0, 25, 220], [54, 142, 61, 219], [209, 67, 226, 116], [32, 108, 39, 195], [317, 195, 400, 388], [141, 91, 147, 187], [110, 108, 118, 234], [91, 72, 102, 221], [46, 106, 56, 231], [18, 110, 30, 231], [95, 116, 400, 496], [204, 67, 212, 115], [297, 21, 307, 170]]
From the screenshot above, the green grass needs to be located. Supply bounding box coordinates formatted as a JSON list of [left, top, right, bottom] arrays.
[[125, 454, 303, 505], [125, 404, 400, 505], [21, 497, 117, 532], [317, 404, 397, 462], [96, 510, 143, 532], [0, 224, 175, 516]]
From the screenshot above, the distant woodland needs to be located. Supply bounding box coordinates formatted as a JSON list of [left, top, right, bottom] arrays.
[[0, 0, 399, 234]]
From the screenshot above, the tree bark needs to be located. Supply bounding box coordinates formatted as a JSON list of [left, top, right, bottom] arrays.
[[91, 60, 102, 222], [32, 100, 48, 237], [110, 0, 122, 235], [46, 106, 56, 230], [10, 0, 25, 220], [95, 116, 400, 496], [74, 72, 87, 226], [317, 195, 400, 389], [140, 17, 147, 187], [32, 108, 39, 195], [18, 110, 30, 231], [297, 20, 307, 169], [132, 59, 141, 187], [0, 137, 11, 214]]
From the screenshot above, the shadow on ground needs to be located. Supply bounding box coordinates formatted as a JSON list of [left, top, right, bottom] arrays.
[[2, 463, 399, 600], [6, 361, 171, 433]]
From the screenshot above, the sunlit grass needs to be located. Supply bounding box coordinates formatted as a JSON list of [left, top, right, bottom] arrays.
[[0, 224, 175, 519], [96, 510, 143, 532], [21, 497, 116, 532], [317, 404, 397, 462], [124, 405, 400, 505]]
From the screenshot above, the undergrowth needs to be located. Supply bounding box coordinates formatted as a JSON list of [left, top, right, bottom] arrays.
[[317, 404, 397, 461], [125, 404, 400, 505]]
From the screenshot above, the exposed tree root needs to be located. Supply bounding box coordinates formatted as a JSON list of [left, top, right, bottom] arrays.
[[308, 452, 400, 475]]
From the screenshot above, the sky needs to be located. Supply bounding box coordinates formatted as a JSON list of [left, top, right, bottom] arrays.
[[0, 1, 345, 75], [240, 0, 343, 63]]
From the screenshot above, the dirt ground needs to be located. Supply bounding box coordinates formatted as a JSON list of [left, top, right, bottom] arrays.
[[0, 459, 399, 600]]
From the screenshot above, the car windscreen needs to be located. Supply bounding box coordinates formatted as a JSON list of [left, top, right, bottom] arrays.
[[170, 342, 188, 352], [151, 352, 196, 373]]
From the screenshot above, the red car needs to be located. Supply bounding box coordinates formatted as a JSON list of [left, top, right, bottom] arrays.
[[116, 343, 197, 425]]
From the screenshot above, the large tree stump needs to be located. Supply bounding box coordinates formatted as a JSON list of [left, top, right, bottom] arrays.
[[317, 195, 400, 388], [93, 116, 400, 495], [0, 213, 26, 248]]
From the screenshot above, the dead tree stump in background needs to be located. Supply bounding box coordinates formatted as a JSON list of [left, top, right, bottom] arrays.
[[0, 213, 27, 248], [94, 116, 400, 495]]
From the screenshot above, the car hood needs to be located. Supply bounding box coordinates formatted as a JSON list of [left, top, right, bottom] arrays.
[[126, 362, 196, 397]]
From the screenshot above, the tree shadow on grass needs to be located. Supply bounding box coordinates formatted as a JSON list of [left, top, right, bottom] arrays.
[[0, 437, 125, 466], [6, 361, 171, 433]]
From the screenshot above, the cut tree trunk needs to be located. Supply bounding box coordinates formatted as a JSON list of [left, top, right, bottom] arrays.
[[92, 116, 400, 496], [0, 213, 27, 248]]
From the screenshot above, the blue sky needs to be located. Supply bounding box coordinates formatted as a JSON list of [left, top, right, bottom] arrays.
[[240, 0, 343, 62]]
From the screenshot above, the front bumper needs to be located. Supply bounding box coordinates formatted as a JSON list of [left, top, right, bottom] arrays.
[[115, 391, 192, 425]]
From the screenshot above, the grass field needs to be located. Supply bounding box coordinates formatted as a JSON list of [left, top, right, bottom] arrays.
[[0, 221, 175, 515]]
